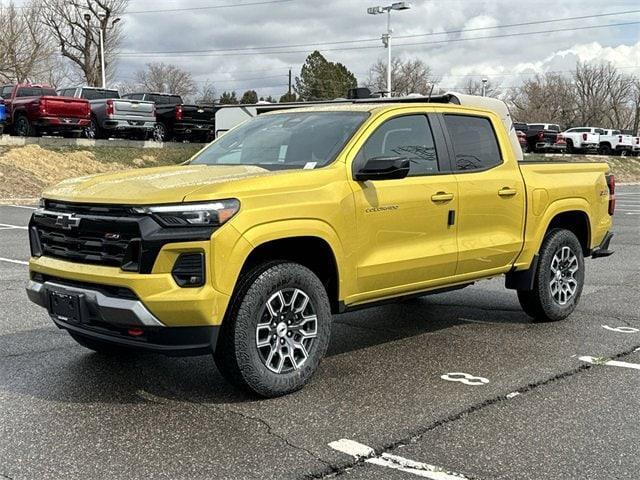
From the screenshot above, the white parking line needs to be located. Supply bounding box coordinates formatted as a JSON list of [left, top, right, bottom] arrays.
[[579, 356, 640, 370], [329, 439, 468, 479], [0, 223, 27, 230], [5, 205, 37, 210], [0, 257, 28, 266]]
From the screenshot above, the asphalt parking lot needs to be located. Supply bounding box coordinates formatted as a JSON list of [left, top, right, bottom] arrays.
[[0, 186, 638, 480]]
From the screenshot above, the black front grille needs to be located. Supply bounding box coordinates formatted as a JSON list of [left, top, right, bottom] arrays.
[[31, 205, 141, 268], [31, 201, 217, 273], [37, 228, 134, 267]]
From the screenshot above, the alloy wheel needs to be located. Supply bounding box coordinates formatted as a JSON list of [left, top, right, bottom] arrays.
[[549, 246, 579, 305], [255, 288, 318, 374]]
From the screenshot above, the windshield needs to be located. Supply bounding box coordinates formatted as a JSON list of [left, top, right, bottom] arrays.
[[191, 111, 368, 170]]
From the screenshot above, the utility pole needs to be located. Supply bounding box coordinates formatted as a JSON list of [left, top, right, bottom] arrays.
[[482, 78, 488, 97], [288, 68, 292, 96], [367, 2, 411, 98]]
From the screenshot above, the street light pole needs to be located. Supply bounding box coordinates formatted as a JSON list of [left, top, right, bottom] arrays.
[[99, 25, 106, 88], [481, 78, 488, 97], [367, 2, 411, 98]]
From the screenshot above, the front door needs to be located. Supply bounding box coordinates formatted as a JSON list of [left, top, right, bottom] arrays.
[[350, 112, 459, 303]]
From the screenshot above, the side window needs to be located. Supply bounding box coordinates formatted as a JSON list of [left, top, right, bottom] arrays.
[[444, 114, 502, 172], [360, 115, 439, 176]]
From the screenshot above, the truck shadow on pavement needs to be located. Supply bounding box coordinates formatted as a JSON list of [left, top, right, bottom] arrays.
[[1, 289, 531, 405]]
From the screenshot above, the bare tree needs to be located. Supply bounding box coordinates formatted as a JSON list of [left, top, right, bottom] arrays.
[[134, 62, 197, 98], [461, 78, 502, 97], [507, 73, 578, 128], [197, 82, 217, 104], [365, 58, 440, 96], [0, 1, 57, 84], [41, 0, 127, 87]]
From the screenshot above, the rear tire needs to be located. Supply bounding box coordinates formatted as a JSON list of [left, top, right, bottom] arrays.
[[69, 332, 134, 355], [13, 114, 34, 137], [214, 261, 332, 397], [518, 228, 584, 322]]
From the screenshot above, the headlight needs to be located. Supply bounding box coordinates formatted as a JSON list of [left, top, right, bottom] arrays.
[[134, 199, 240, 227]]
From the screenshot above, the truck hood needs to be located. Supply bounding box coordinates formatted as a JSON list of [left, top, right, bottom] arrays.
[[43, 164, 272, 205]]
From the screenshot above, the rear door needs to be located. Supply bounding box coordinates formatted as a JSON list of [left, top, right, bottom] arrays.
[[350, 110, 459, 300], [441, 113, 526, 277]]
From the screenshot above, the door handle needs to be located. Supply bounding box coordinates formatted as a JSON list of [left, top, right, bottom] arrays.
[[498, 187, 517, 197], [431, 192, 454, 202]]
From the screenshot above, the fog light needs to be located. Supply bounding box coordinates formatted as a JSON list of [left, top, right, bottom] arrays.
[[172, 252, 205, 288]]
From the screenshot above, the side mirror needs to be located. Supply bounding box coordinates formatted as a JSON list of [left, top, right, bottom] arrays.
[[354, 156, 410, 181]]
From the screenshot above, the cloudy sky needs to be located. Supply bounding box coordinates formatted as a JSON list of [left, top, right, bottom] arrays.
[[115, 0, 640, 98]]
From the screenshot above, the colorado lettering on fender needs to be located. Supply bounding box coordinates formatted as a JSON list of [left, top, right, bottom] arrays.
[[365, 205, 399, 213]]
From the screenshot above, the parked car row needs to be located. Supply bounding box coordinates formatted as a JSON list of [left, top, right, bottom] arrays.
[[0, 83, 216, 142], [514, 121, 638, 156]]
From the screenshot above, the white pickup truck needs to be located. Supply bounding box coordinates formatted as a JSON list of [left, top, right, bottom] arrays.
[[598, 129, 634, 156], [562, 127, 600, 153]]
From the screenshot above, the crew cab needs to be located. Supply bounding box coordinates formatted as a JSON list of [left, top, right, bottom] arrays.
[[57, 86, 156, 140], [0, 84, 90, 137], [525, 123, 566, 153], [597, 128, 634, 156], [562, 127, 600, 153], [25, 93, 615, 397], [122, 92, 215, 142]]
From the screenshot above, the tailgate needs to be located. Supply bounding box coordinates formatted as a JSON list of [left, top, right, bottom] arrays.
[[113, 99, 155, 118], [180, 104, 215, 123], [42, 96, 88, 118], [587, 133, 600, 143]]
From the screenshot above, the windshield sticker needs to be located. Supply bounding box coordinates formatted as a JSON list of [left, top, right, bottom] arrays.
[[303, 162, 317, 170]]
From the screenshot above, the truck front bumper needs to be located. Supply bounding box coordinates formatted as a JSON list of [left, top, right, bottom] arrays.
[[26, 276, 220, 356]]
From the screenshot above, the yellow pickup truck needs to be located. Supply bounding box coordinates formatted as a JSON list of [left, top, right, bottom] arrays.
[[26, 93, 615, 397]]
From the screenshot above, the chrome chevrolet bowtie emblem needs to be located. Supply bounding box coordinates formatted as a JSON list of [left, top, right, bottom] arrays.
[[55, 213, 81, 230]]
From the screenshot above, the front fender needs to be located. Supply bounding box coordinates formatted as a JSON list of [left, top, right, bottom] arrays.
[[221, 218, 349, 300]]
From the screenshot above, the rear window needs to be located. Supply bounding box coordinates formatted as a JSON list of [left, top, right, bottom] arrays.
[[124, 93, 144, 100], [527, 124, 544, 130], [81, 89, 119, 100], [16, 87, 57, 97], [444, 114, 502, 172], [0, 86, 14, 99], [548, 125, 560, 132], [149, 94, 181, 105]]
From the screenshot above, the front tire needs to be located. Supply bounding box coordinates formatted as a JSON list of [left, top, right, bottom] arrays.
[[214, 261, 332, 397], [518, 229, 585, 322]]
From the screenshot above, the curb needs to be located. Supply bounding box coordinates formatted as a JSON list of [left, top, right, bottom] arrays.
[[0, 135, 206, 149]]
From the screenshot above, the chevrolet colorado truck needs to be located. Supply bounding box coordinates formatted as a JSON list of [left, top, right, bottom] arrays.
[[57, 86, 156, 140], [0, 84, 90, 137], [25, 93, 615, 397], [122, 92, 215, 142]]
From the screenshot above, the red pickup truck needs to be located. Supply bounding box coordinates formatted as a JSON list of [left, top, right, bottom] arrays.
[[0, 84, 91, 137]]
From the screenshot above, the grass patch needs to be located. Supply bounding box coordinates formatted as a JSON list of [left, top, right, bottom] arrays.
[[0, 143, 203, 200]]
